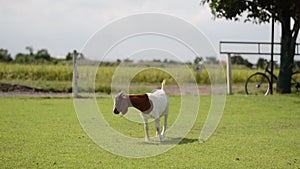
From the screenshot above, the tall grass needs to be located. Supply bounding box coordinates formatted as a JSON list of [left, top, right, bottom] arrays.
[[0, 63, 73, 81], [0, 63, 261, 93]]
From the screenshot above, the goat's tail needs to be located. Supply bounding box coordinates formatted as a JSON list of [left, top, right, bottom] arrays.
[[161, 79, 166, 90]]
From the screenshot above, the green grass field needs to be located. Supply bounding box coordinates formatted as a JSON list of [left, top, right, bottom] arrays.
[[1, 95, 300, 168]]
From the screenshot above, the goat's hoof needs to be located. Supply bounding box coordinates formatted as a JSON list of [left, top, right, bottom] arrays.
[[145, 137, 150, 142], [158, 135, 164, 141]]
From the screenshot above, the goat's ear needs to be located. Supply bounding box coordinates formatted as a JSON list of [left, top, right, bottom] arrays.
[[119, 91, 128, 99], [117, 91, 123, 96]]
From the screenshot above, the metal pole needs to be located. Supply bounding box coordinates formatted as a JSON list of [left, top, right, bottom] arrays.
[[227, 53, 232, 95], [270, 6, 275, 95]]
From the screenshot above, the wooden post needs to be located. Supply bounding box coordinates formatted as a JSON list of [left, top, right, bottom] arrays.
[[227, 53, 232, 95], [73, 50, 78, 98]]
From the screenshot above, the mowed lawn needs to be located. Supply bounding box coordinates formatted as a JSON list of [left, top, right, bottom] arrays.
[[0, 95, 300, 168]]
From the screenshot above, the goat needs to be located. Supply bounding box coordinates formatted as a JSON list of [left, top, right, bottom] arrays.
[[113, 80, 169, 141]]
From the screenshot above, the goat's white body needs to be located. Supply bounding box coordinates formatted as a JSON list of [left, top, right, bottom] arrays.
[[143, 89, 168, 120]]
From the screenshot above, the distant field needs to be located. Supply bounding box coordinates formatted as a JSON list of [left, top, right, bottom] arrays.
[[0, 95, 299, 168], [0, 63, 261, 93]]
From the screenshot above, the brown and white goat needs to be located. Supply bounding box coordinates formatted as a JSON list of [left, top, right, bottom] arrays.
[[113, 80, 169, 141]]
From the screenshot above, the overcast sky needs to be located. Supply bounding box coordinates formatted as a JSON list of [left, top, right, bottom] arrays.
[[0, 0, 291, 62]]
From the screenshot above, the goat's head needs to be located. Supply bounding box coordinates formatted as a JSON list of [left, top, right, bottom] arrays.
[[113, 92, 129, 115]]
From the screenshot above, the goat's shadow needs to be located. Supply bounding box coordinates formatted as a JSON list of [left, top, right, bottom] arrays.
[[140, 137, 198, 145], [177, 137, 199, 144]]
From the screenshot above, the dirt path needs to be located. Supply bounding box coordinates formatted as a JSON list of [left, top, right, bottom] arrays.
[[0, 82, 237, 97]]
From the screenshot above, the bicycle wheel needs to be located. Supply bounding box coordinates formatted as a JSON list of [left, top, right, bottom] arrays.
[[245, 72, 270, 95], [291, 71, 300, 92]]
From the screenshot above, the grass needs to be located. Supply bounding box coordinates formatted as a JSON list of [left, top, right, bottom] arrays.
[[0, 95, 300, 168]]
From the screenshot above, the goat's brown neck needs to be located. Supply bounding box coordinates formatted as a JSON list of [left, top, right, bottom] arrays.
[[128, 94, 152, 113]]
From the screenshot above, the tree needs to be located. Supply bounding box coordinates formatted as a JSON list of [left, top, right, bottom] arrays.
[[201, 0, 300, 93], [204, 56, 219, 64], [35, 49, 51, 61], [123, 58, 133, 63], [194, 56, 203, 65], [25, 46, 34, 55], [153, 59, 161, 63], [66, 52, 73, 60], [0, 49, 13, 62], [79, 53, 85, 60], [231, 55, 253, 68], [15, 48, 53, 64], [256, 58, 267, 69], [15, 53, 34, 63]]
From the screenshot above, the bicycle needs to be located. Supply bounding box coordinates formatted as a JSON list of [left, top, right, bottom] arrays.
[[245, 60, 300, 95]]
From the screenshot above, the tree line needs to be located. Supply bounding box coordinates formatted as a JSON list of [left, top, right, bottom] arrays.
[[230, 55, 300, 70], [1, 47, 300, 70], [0, 47, 75, 64]]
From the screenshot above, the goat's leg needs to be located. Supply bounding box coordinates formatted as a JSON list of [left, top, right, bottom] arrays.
[[155, 118, 163, 141], [161, 106, 169, 137], [144, 119, 150, 141], [161, 114, 168, 137]]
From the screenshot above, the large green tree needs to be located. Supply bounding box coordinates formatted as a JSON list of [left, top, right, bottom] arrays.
[[0, 49, 13, 62], [201, 0, 300, 93]]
